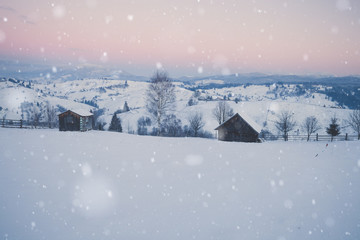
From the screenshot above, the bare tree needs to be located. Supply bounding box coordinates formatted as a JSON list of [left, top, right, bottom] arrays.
[[347, 109, 360, 140], [275, 111, 296, 141], [146, 71, 176, 136], [45, 102, 57, 128], [188, 112, 205, 137], [212, 101, 234, 125], [302, 116, 321, 141]]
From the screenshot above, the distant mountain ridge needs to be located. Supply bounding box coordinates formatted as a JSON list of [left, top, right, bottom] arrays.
[[1, 60, 360, 88], [178, 74, 360, 87]]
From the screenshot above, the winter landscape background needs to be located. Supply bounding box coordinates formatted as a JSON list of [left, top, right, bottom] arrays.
[[1, 63, 360, 240], [1, 0, 360, 239]]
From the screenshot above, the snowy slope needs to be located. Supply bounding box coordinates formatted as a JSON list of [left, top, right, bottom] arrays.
[[0, 128, 359, 240], [0, 80, 93, 119]]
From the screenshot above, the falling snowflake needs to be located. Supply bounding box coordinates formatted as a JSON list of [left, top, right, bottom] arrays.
[[303, 54, 309, 61], [127, 15, 134, 21], [100, 52, 108, 63], [156, 62, 163, 69], [336, 0, 351, 11], [0, 30, 6, 43], [52, 5, 66, 19]]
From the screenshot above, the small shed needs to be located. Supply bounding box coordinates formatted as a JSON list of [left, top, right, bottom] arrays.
[[215, 113, 262, 142], [58, 110, 93, 132]]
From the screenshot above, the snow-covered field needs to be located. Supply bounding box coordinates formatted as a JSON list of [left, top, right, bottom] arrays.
[[1, 128, 359, 240]]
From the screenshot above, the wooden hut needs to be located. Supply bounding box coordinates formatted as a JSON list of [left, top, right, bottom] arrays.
[[58, 110, 93, 132], [215, 113, 262, 142]]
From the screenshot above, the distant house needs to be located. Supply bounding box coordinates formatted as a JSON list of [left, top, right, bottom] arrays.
[[58, 110, 93, 132], [215, 113, 262, 142]]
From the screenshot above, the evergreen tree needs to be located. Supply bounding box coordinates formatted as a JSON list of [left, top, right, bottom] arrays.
[[326, 116, 340, 141], [123, 101, 130, 112], [108, 113, 122, 132]]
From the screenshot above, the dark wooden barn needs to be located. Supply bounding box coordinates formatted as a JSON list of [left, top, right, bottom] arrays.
[[58, 110, 93, 132], [215, 113, 262, 142]]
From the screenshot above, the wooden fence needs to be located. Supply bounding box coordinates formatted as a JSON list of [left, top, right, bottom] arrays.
[[261, 133, 359, 142], [1, 119, 57, 129], [1, 119, 359, 142]]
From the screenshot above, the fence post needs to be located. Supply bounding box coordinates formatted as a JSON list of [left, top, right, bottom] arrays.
[[316, 133, 318, 141], [20, 119, 23, 128], [345, 133, 348, 141], [1, 118, 4, 127]]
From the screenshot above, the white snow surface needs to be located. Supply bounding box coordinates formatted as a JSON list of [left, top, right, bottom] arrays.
[[1, 128, 360, 240]]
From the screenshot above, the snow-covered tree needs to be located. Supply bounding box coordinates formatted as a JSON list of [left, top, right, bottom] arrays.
[[302, 116, 321, 141], [326, 116, 340, 141], [187, 91, 200, 106], [275, 111, 296, 141], [161, 114, 182, 137], [347, 109, 360, 140], [30, 105, 42, 128], [137, 116, 152, 135], [108, 113, 122, 132], [146, 71, 176, 136], [91, 108, 105, 130], [212, 101, 234, 125]]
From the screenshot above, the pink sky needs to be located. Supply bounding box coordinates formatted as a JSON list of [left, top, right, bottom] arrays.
[[0, 0, 359, 76]]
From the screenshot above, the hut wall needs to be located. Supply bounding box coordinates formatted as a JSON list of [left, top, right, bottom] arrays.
[[218, 116, 258, 142], [80, 116, 93, 131], [59, 112, 80, 131]]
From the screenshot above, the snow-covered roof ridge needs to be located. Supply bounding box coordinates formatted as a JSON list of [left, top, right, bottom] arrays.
[[215, 112, 262, 134], [66, 109, 93, 117]]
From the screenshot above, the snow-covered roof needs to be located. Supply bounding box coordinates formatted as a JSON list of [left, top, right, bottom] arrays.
[[71, 109, 93, 117], [239, 112, 263, 133], [59, 109, 93, 117], [215, 112, 262, 134]]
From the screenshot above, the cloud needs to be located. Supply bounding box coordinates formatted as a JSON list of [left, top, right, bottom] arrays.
[[0, 6, 36, 25], [19, 15, 36, 25], [0, 6, 16, 12]]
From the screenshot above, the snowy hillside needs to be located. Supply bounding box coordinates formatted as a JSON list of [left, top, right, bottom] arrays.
[[1, 77, 357, 136], [0, 128, 359, 240]]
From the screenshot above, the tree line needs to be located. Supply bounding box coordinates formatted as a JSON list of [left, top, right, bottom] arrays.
[[273, 110, 360, 141]]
